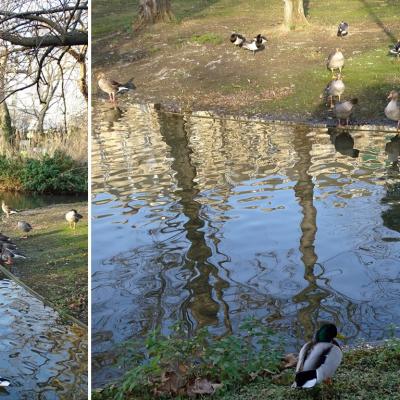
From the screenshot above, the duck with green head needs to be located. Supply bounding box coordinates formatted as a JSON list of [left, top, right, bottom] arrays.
[[292, 323, 343, 389]]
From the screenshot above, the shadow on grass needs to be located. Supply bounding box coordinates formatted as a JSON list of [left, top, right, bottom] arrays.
[[359, 0, 397, 43]]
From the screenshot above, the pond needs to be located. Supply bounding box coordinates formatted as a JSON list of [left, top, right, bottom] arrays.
[[0, 275, 87, 399], [92, 103, 400, 387]]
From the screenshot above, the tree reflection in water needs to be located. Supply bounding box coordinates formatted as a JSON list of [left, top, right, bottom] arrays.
[[92, 104, 400, 387]]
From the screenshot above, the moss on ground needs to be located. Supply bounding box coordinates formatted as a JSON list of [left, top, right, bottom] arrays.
[[1, 202, 88, 323]]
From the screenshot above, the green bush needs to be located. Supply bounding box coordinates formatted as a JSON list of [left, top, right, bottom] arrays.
[[0, 152, 87, 193]]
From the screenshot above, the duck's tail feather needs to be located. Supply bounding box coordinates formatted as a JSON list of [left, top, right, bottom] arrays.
[[293, 370, 317, 388]]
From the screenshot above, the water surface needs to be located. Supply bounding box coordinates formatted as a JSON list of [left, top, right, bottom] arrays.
[[0, 275, 87, 399], [92, 103, 400, 387]]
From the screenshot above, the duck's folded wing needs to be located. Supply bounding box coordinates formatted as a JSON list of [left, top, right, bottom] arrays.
[[303, 343, 342, 379]]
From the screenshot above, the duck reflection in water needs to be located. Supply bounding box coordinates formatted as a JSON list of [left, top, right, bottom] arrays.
[[382, 135, 400, 232], [385, 135, 400, 168], [330, 130, 359, 158]]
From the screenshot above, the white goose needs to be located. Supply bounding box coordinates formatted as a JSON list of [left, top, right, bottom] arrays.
[[384, 90, 400, 130]]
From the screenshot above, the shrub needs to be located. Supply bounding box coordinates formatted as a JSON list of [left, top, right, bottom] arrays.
[[0, 151, 87, 193]]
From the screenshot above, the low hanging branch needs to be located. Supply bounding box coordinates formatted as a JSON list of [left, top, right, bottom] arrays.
[[0, 31, 88, 48]]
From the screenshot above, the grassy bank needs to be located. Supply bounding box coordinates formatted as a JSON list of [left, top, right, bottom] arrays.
[[92, 0, 400, 123], [94, 337, 400, 400], [1, 202, 88, 323]]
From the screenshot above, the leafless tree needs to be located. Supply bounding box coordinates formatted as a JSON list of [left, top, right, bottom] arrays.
[[0, 0, 88, 102], [282, 0, 308, 30]]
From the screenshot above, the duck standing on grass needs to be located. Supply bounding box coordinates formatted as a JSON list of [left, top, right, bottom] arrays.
[[384, 90, 400, 130], [333, 98, 358, 127], [327, 49, 345, 77], [337, 22, 349, 37], [17, 221, 32, 239], [230, 32, 246, 47], [292, 323, 343, 389], [65, 209, 83, 230], [242, 34, 267, 55], [1, 201, 17, 218], [389, 40, 400, 58], [0, 377, 10, 387], [325, 74, 345, 108], [97, 72, 134, 103]]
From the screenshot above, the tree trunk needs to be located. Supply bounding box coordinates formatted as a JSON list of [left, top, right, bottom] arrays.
[[283, 0, 308, 30], [137, 0, 173, 26], [0, 48, 13, 145]]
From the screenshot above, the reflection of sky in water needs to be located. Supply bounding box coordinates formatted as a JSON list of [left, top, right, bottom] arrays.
[[0, 278, 87, 399], [92, 104, 400, 387]]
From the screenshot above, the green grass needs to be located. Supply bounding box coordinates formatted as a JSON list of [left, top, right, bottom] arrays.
[[260, 47, 400, 120], [190, 33, 224, 45], [217, 340, 400, 400], [2, 202, 88, 323], [94, 339, 400, 400]]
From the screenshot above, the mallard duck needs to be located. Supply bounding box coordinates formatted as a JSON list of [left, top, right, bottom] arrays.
[[17, 221, 32, 239], [1, 201, 17, 218], [384, 90, 400, 130], [0, 377, 10, 387], [325, 74, 345, 108], [292, 324, 343, 388], [337, 22, 349, 37], [327, 49, 344, 77], [65, 209, 83, 230], [230, 33, 246, 47], [389, 40, 400, 57], [242, 34, 267, 55], [97, 72, 134, 102], [333, 98, 358, 126]]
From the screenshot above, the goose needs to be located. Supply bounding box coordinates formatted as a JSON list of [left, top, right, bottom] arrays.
[[325, 74, 345, 108], [1, 201, 17, 218], [337, 22, 349, 37], [17, 221, 33, 239], [327, 49, 344, 77], [97, 72, 135, 102], [230, 33, 246, 47], [242, 34, 267, 55], [389, 40, 400, 57], [333, 98, 358, 126], [65, 209, 83, 230], [292, 324, 343, 389], [384, 90, 400, 130], [0, 377, 10, 387]]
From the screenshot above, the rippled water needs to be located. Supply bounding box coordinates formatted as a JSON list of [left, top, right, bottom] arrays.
[[0, 275, 87, 399], [92, 103, 400, 387]]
